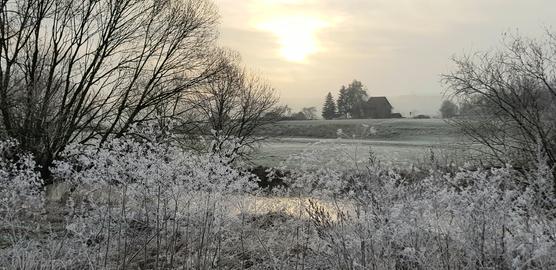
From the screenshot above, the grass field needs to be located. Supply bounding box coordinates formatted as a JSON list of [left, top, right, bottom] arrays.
[[256, 118, 459, 141], [254, 119, 476, 167]]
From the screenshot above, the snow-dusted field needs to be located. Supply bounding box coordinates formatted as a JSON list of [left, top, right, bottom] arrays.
[[255, 136, 478, 168], [253, 118, 485, 168]]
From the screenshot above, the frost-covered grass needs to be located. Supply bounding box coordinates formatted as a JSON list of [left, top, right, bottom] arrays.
[[255, 137, 476, 168], [254, 119, 482, 168], [1, 135, 555, 269]]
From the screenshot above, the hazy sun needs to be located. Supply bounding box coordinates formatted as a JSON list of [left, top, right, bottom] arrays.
[[259, 16, 327, 62]]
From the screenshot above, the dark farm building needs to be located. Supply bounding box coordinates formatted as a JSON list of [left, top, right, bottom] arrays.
[[365, 97, 394, 119]]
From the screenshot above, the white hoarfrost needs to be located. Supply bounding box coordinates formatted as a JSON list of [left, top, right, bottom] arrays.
[[0, 132, 555, 269]]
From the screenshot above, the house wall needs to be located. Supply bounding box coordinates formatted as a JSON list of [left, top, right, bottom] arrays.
[[365, 97, 394, 118], [368, 107, 392, 118]]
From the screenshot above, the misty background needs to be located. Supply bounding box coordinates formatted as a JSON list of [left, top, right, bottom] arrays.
[[217, 0, 556, 115]]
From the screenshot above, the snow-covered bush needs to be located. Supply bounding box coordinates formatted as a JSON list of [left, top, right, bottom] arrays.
[[0, 139, 43, 225], [53, 134, 260, 268], [294, 149, 556, 269], [0, 139, 43, 209], [1, 133, 555, 269], [0, 131, 261, 268], [0, 140, 46, 269]]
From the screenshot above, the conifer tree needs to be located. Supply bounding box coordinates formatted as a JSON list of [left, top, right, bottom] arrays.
[[322, 92, 337, 120], [337, 86, 348, 118]]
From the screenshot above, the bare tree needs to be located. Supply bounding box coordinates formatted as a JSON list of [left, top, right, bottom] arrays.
[[301, 107, 318, 120], [439, 100, 458, 118], [183, 53, 279, 160], [0, 0, 222, 182], [442, 30, 556, 184]]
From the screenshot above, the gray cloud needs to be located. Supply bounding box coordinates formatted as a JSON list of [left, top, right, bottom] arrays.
[[216, 0, 556, 113]]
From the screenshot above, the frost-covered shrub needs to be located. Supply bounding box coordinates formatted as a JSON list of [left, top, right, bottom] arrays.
[[1, 133, 555, 269], [52, 135, 259, 268], [0, 140, 47, 269], [0, 132, 263, 269], [294, 150, 556, 269], [0, 139, 43, 223], [0, 139, 43, 208], [56, 137, 255, 192]]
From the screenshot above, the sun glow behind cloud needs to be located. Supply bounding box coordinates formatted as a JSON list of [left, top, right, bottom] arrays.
[[258, 16, 328, 62], [242, 0, 337, 63]]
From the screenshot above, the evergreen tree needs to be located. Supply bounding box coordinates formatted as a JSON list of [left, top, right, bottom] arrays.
[[337, 86, 348, 118], [322, 92, 337, 120]]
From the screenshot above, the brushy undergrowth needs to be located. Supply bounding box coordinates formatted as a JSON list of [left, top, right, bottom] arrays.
[[1, 132, 555, 269]]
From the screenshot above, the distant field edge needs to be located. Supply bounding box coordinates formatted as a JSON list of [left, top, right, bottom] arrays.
[[257, 118, 460, 141]]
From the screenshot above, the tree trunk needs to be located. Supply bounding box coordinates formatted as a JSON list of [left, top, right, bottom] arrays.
[[38, 152, 54, 186]]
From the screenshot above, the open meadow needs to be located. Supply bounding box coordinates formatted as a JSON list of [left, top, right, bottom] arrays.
[[256, 119, 458, 141], [254, 119, 479, 167]]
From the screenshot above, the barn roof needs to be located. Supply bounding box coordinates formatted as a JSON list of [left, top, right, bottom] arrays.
[[367, 97, 392, 108]]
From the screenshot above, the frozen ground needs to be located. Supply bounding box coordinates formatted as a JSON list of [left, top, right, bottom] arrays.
[[253, 118, 480, 167], [254, 136, 477, 168]]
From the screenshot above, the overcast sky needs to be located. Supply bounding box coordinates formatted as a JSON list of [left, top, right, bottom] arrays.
[[215, 0, 556, 113]]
